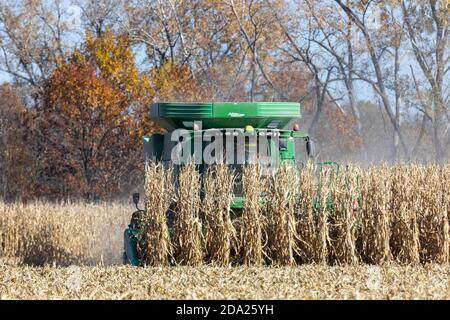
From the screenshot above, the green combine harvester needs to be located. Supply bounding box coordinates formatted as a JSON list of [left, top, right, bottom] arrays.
[[124, 102, 319, 266]]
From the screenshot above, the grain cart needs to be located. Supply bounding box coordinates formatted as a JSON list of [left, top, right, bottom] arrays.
[[124, 102, 319, 265]]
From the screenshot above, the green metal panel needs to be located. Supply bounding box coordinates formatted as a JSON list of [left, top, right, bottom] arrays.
[[211, 102, 300, 117], [231, 196, 244, 209], [143, 134, 164, 162], [256, 102, 301, 117], [123, 228, 140, 266], [152, 102, 301, 130], [159, 102, 213, 118]]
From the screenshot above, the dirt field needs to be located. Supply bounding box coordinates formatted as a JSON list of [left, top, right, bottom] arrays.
[[1, 264, 449, 299]]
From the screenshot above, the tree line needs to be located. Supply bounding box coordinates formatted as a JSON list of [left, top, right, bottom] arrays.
[[0, 0, 448, 201]]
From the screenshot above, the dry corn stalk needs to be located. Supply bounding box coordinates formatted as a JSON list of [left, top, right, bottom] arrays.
[[441, 165, 450, 263], [328, 165, 359, 265], [266, 164, 299, 265], [0, 201, 129, 266], [202, 164, 236, 265], [417, 165, 449, 263], [359, 165, 392, 264], [2, 162, 450, 268], [140, 163, 174, 266], [296, 163, 329, 264], [390, 165, 420, 264], [173, 163, 204, 266], [240, 164, 265, 265]]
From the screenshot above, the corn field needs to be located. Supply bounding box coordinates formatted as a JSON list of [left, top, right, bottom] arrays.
[[0, 163, 449, 267], [141, 163, 450, 266], [0, 202, 129, 266]]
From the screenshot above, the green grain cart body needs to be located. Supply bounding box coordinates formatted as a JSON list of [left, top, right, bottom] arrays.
[[145, 101, 308, 159], [150, 102, 300, 130]]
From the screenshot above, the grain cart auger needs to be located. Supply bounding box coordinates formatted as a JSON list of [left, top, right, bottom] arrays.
[[123, 102, 319, 266]]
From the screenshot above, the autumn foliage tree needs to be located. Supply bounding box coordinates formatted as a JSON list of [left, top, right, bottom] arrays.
[[152, 60, 206, 102], [30, 30, 155, 200], [0, 0, 446, 202], [0, 84, 30, 200]]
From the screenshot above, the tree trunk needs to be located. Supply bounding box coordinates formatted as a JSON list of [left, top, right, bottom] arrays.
[[393, 45, 401, 163]]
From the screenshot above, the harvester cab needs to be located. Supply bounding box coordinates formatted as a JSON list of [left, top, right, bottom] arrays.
[[124, 102, 317, 265]]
